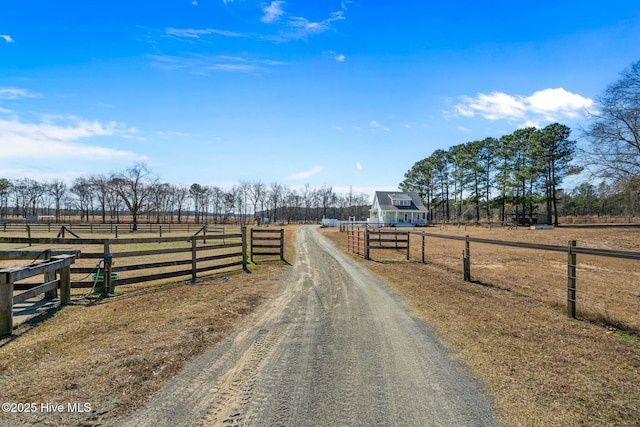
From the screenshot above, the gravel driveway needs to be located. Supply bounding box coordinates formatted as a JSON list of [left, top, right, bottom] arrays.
[[117, 225, 501, 426]]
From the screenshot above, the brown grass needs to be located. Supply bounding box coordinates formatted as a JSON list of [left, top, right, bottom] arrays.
[[0, 226, 297, 426], [321, 226, 640, 426]]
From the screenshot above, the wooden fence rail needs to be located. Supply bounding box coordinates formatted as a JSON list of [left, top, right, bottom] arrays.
[[1, 222, 226, 236]]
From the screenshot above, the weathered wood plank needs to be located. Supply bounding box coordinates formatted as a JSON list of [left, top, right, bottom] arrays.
[[13, 280, 58, 304], [0, 255, 76, 284]]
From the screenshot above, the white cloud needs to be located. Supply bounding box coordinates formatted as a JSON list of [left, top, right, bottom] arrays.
[[453, 88, 593, 124], [286, 165, 323, 180], [0, 116, 143, 160], [334, 53, 345, 62], [1, 35, 13, 43], [369, 120, 390, 131], [356, 161, 362, 170], [262, 1, 285, 23], [457, 126, 472, 132]]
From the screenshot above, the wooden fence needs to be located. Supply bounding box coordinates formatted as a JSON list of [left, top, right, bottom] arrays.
[[341, 226, 640, 328], [0, 228, 248, 295], [250, 229, 285, 263], [1, 222, 225, 237], [0, 251, 77, 335], [407, 231, 640, 326]]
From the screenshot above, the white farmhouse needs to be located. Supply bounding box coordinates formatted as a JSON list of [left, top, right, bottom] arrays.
[[369, 191, 428, 226]]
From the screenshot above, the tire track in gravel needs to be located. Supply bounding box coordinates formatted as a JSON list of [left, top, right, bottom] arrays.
[[117, 226, 502, 427]]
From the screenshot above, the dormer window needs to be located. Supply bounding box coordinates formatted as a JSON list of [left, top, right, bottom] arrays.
[[389, 194, 412, 207]]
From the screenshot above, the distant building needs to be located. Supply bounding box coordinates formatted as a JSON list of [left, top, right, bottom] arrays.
[[369, 191, 428, 226]]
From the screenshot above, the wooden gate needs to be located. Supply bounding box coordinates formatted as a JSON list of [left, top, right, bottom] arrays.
[[347, 227, 410, 260], [347, 226, 366, 257], [250, 229, 285, 263]]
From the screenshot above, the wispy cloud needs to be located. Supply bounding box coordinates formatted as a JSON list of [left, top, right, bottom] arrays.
[[149, 53, 284, 74], [286, 11, 345, 38], [0, 88, 37, 99], [334, 53, 345, 62], [356, 161, 362, 170], [370, 120, 390, 131], [286, 165, 323, 180], [166, 27, 245, 39], [457, 126, 471, 132], [262, 1, 285, 23], [0, 115, 144, 160], [157, 130, 196, 138], [1, 35, 13, 43], [453, 88, 594, 125]]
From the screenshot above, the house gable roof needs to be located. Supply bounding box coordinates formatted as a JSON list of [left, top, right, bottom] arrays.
[[373, 191, 427, 212]]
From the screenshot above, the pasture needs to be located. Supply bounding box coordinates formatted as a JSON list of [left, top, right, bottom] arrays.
[[0, 225, 296, 426], [321, 224, 640, 426]]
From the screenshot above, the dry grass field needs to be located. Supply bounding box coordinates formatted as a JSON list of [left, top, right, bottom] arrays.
[[2, 224, 639, 425], [321, 225, 640, 427], [0, 226, 296, 426]]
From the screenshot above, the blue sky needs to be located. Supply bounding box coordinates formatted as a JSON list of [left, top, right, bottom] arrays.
[[2, 1, 640, 196]]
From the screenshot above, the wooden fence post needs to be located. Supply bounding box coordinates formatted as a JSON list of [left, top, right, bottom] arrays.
[[365, 229, 370, 260], [191, 237, 197, 284], [463, 235, 471, 282], [242, 227, 248, 271], [421, 232, 426, 264], [103, 240, 112, 294], [44, 250, 58, 299], [406, 232, 410, 261], [567, 240, 577, 319], [279, 229, 285, 262], [0, 279, 13, 336], [60, 265, 71, 305], [27, 225, 32, 246], [250, 229, 254, 263]]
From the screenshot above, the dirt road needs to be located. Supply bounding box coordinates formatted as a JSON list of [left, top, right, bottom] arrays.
[[117, 226, 501, 426]]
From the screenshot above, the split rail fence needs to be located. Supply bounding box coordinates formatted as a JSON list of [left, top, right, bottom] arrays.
[[343, 226, 640, 330]]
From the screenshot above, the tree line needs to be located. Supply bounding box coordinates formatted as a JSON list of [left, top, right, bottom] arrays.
[[400, 123, 576, 226], [0, 163, 371, 230], [400, 59, 640, 225]]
